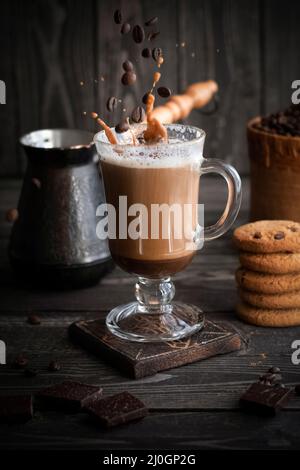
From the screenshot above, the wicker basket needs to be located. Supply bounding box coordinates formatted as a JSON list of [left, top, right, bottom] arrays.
[[248, 117, 300, 222]]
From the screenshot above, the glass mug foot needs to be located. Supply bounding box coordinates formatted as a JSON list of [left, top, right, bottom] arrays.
[[106, 301, 204, 342]]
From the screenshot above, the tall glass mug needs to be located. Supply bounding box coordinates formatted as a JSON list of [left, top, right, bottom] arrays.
[[94, 124, 241, 342]]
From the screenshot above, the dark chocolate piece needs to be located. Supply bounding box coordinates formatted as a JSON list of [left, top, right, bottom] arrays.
[[85, 392, 147, 427], [0, 395, 33, 423], [69, 318, 241, 379], [37, 381, 103, 412], [240, 382, 292, 416]]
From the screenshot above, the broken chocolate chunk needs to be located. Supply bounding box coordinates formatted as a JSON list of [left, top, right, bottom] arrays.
[[240, 382, 292, 416], [37, 381, 103, 412], [85, 391, 148, 427]]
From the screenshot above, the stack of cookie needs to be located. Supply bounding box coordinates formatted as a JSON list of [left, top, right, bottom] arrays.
[[233, 220, 300, 327]]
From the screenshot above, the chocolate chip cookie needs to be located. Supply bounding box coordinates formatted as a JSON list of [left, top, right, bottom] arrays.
[[239, 288, 300, 309], [239, 252, 300, 274], [233, 220, 300, 253], [236, 301, 300, 327], [236, 267, 300, 294]]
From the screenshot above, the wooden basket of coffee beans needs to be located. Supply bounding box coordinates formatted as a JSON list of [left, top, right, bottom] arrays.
[[247, 104, 300, 222]]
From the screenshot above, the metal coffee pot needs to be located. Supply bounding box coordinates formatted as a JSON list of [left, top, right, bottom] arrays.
[[9, 129, 113, 288]]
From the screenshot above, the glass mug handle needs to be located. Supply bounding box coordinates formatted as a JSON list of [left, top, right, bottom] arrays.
[[200, 158, 242, 241]]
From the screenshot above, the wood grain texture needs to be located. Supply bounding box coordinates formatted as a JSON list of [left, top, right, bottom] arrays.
[[0, 1, 299, 176], [263, 0, 300, 114], [0, 177, 300, 450]]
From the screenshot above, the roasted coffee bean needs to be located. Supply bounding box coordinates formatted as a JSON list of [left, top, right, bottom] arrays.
[[106, 96, 118, 112], [141, 47, 151, 58], [157, 86, 171, 98], [115, 119, 130, 133], [132, 25, 145, 43], [24, 368, 38, 378], [122, 60, 134, 72], [6, 208, 18, 223], [253, 231, 262, 239], [145, 16, 158, 26], [113, 9, 122, 24], [274, 231, 285, 240], [121, 22, 131, 34], [131, 106, 146, 123], [14, 355, 29, 369], [121, 71, 136, 86], [27, 314, 41, 325], [269, 366, 281, 374], [142, 92, 150, 105], [48, 361, 61, 372], [148, 31, 160, 41], [152, 47, 163, 62]]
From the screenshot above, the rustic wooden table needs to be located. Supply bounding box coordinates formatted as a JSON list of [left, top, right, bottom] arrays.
[[1, 176, 300, 451]]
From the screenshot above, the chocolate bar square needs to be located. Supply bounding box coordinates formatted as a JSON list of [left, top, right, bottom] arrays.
[[240, 382, 293, 416], [85, 391, 148, 427], [0, 395, 33, 423], [37, 381, 103, 412]]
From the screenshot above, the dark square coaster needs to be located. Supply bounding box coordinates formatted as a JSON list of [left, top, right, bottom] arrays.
[[69, 318, 241, 379]]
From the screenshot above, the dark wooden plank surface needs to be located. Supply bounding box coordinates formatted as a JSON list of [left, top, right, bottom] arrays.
[[1, 176, 300, 450], [0, 1, 300, 176]]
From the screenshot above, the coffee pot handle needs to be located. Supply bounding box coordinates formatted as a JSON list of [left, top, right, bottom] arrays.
[[200, 158, 242, 241]]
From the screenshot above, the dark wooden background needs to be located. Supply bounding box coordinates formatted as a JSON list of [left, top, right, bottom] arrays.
[[0, 0, 299, 177]]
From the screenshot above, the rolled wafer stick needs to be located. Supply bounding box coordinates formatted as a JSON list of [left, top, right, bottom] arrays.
[[151, 80, 218, 124]]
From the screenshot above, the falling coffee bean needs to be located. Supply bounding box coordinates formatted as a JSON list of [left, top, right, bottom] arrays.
[[142, 92, 150, 105], [132, 25, 145, 43], [121, 22, 131, 34], [27, 314, 41, 325], [148, 31, 160, 41], [274, 231, 285, 240], [131, 106, 146, 123], [141, 48, 151, 58], [122, 60, 134, 72], [115, 118, 130, 133], [157, 86, 171, 98], [14, 355, 29, 369], [113, 9, 122, 24], [48, 360, 61, 372], [152, 47, 163, 62], [145, 16, 158, 26], [121, 71, 136, 86], [106, 96, 118, 112]]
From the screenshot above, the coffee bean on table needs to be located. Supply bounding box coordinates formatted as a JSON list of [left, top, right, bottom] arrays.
[[106, 96, 118, 112], [148, 31, 160, 41], [27, 314, 41, 325], [121, 71, 136, 86], [122, 60, 134, 72], [48, 360, 61, 372], [121, 22, 131, 34], [145, 16, 158, 26], [113, 9, 122, 24], [14, 354, 29, 369], [115, 118, 129, 133], [141, 47, 151, 58], [157, 86, 171, 98], [152, 47, 163, 62], [274, 231, 285, 240], [131, 106, 146, 123], [132, 25, 145, 43]]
